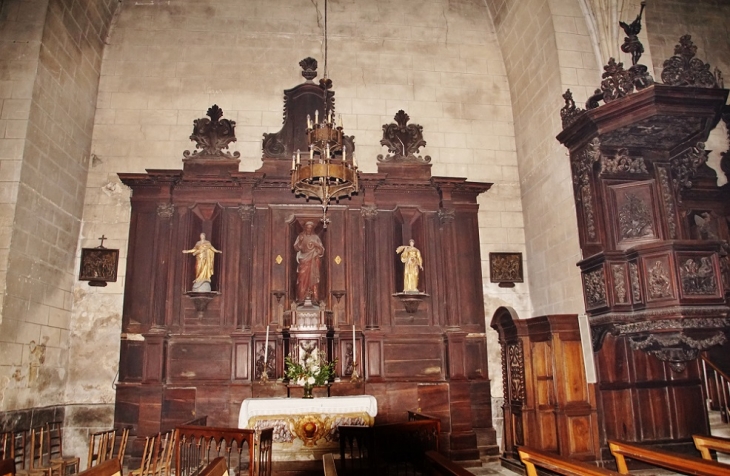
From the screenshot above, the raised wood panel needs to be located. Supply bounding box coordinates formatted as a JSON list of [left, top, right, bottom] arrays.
[[599, 389, 637, 441], [671, 384, 710, 439], [561, 341, 589, 403], [168, 341, 232, 381], [566, 415, 595, 456], [636, 387, 672, 441], [383, 340, 443, 379], [232, 340, 250, 381], [366, 339, 382, 378]]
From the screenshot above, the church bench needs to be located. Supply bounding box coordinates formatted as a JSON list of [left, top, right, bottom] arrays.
[[339, 418, 440, 474], [174, 425, 272, 476], [608, 439, 730, 475], [197, 458, 226, 476], [76, 459, 122, 476], [424, 451, 473, 476], [517, 447, 619, 476], [693, 434, 730, 460], [322, 454, 337, 476], [1, 458, 16, 476]]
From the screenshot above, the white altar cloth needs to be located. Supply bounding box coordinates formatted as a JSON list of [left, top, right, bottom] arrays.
[[238, 395, 378, 429]]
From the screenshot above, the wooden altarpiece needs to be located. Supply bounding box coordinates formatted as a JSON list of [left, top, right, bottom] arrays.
[[556, 35, 730, 461], [114, 59, 495, 461]]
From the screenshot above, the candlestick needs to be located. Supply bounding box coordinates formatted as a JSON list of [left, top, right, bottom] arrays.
[[264, 325, 269, 364], [352, 324, 356, 364]]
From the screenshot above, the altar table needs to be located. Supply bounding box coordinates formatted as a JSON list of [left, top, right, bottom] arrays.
[[238, 395, 377, 451]]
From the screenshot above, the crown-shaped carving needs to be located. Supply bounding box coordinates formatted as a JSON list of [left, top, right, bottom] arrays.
[[377, 110, 431, 163], [183, 105, 240, 160], [300, 57, 318, 82], [661, 35, 720, 88]]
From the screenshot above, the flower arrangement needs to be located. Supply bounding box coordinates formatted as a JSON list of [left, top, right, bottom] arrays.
[[285, 348, 336, 397]]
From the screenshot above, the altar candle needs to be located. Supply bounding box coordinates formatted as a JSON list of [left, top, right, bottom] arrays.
[[291, 154, 295, 171], [264, 326, 269, 364], [315, 110, 319, 124], [352, 325, 356, 363], [310, 147, 314, 161], [307, 114, 311, 129], [343, 145, 346, 161]]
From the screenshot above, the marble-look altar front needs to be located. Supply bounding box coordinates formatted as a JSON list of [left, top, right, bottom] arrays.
[[239, 395, 377, 460]]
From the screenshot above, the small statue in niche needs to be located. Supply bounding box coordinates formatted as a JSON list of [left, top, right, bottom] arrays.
[[183, 233, 222, 292], [294, 222, 325, 303], [397, 239, 423, 293]]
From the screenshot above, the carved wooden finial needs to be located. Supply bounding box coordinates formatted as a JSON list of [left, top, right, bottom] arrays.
[[376, 110, 431, 163], [183, 105, 240, 160]]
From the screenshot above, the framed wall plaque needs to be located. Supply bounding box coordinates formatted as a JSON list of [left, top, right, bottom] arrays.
[[489, 252, 523, 287], [79, 247, 119, 286]]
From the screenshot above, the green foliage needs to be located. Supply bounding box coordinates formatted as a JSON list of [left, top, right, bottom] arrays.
[[285, 348, 337, 387]]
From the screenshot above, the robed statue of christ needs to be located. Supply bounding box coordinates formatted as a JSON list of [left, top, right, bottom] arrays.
[[294, 221, 325, 303]]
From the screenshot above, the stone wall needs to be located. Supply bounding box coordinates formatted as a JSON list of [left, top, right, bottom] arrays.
[[0, 0, 119, 449]]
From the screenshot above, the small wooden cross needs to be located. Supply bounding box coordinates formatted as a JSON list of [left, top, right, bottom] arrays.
[[98, 235, 107, 248]]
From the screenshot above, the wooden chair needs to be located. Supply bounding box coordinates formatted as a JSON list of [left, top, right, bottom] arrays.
[[112, 429, 128, 464], [75, 459, 121, 476], [2, 431, 27, 473], [198, 458, 226, 476], [87, 431, 115, 469], [1, 458, 16, 476], [608, 439, 730, 475], [694, 434, 730, 460], [255, 428, 272, 476], [150, 431, 175, 476], [47, 422, 80, 476], [20, 427, 52, 476], [128, 435, 156, 476], [517, 447, 620, 476]]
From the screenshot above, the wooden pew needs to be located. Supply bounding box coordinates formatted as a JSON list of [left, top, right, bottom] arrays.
[[197, 458, 226, 476], [1, 458, 16, 476], [76, 459, 122, 476], [608, 439, 730, 475], [517, 447, 620, 476], [694, 434, 730, 460], [424, 451, 473, 476], [339, 418, 440, 474], [174, 425, 272, 476]]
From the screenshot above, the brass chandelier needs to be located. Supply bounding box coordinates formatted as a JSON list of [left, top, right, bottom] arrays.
[[290, 0, 359, 228]]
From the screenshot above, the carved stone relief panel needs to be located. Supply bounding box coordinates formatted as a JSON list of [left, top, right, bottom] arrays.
[[609, 181, 658, 248], [677, 254, 720, 297], [643, 254, 675, 301], [583, 268, 608, 310]]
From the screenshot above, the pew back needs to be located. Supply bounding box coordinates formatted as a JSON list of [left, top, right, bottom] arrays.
[[608, 439, 730, 475], [517, 447, 619, 476], [693, 434, 730, 460], [174, 425, 265, 476]]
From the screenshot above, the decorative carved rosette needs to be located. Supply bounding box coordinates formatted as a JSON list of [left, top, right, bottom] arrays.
[[661, 35, 720, 88], [600, 149, 647, 175], [571, 139, 601, 241], [157, 203, 175, 219], [376, 110, 431, 163], [183, 105, 241, 160]]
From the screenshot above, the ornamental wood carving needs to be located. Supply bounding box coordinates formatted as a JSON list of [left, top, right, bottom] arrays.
[[183, 105, 240, 160], [377, 110, 431, 163]]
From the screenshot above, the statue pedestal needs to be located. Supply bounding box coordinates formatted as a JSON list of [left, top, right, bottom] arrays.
[[392, 292, 429, 313]]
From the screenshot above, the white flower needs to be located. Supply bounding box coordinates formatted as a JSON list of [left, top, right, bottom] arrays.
[[297, 378, 305, 386], [307, 376, 315, 385], [311, 365, 320, 374]]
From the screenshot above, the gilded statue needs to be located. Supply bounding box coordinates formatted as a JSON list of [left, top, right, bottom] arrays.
[[183, 232, 222, 292], [294, 222, 325, 303], [397, 239, 423, 293]]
